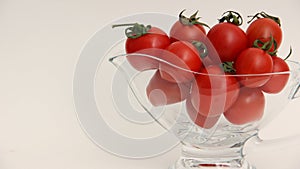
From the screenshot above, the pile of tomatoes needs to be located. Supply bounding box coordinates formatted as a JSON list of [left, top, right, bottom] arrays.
[[113, 10, 290, 128]]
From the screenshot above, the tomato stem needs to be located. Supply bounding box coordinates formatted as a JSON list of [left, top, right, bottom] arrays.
[[221, 62, 236, 73], [192, 41, 208, 58], [179, 9, 210, 28], [253, 35, 278, 56], [218, 11, 243, 26], [283, 46, 292, 60], [112, 23, 138, 28], [247, 11, 281, 26], [112, 23, 151, 39]]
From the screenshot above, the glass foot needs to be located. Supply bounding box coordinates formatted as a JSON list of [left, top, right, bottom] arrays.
[[169, 158, 256, 169], [169, 141, 257, 169]]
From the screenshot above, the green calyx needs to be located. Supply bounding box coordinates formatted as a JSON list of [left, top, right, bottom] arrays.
[[253, 36, 293, 60], [247, 11, 281, 26], [218, 11, 243, 26], [253, 35, 277, 56], [192, 41, 208, 58], [112, 23, 151, 39], [179, 9, 210, 28], [221, 61, 236, 73]]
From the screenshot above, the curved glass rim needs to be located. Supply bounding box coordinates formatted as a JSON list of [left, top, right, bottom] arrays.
[[109, 53, 300, 77]]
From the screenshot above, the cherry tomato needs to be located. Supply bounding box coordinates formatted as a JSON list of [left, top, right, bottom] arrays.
[[186, 96, 220, 129], [159, 41, 202, 83], [190, 65, 240, 117], [146, 71, 191, 106], [207, 22, 247, 62], [261, 56, 290, 93], [170, 10, 208, 43], [113, 23, 171, 71], [125, 26, 170, 53], [235, 48, 273, 88], [224, 87, 265, 125], [246, 17, 282, 52]]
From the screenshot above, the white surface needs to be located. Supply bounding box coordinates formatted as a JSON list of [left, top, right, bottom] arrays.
[[0, 0, 300, 169]]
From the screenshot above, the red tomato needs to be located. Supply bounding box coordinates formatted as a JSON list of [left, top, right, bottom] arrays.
[[235, 48, 273, 88], [121, 24, 170, 71], [246, 18, 282, 52], [170, 21, 207, 43], [146, 71, 191, 106], [125, 48, 166, 71], [186, 96, 220, 129], [224, 88, 265, 125], [125, 27, 170, 53], [207, 22, 248, 62], [261, 56, 290, 93], [190, 65, 240, 117], [159, 41, 202, 83], [169, 10, 207, 43]]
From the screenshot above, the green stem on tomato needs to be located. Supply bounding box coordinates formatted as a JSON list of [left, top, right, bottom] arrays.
[[253, 35, 278, 56], [179, 9, 210, 29], [283, 47, 293, 60], [218, 11, 243, 26], [221, 61, 236, 73], [112, 23, 151, 39], [253, 36, 293, 60], [192, 41, 208, 58], [112, 23, 137, 28], [247, 11, 281, 26]]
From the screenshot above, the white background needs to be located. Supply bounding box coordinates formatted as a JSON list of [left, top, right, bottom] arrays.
[[1, 0, 300, 168]]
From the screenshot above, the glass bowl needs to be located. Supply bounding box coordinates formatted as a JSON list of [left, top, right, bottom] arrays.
[[109, 52, 300, 169]]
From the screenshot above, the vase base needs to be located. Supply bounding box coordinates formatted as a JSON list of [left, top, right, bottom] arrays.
[[169, 158, 256, 169]]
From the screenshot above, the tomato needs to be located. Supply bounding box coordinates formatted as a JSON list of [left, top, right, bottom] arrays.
[[207, 22, 248, 62], [146, 71, 191, 106], [190, 65, 240, 117], [159, 41, 202, 83], [261, 56, 290, 93], [169, 10, 208, 43], [246, 18, 282, 52], [170, 21, 207, 43], [113, 23, 171, 71], [125, 26, 170, 53], [186, 96, 220, 129], [224, 87, 265, 125], [235, 48, 273, 88]]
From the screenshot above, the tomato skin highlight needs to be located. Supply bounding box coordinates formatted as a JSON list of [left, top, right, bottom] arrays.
[[246, 18, 282, 52], [190, 65, 240, 117], [146, 71, 191, 106], [224, 87, 265, 125], [125, 27, 171, 71], [159, 41, 202, 83], [186, 96, 220, 129], [207, 22, 248, 62], [235, 48, 273, 88], [261, 56, 290, 94]]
